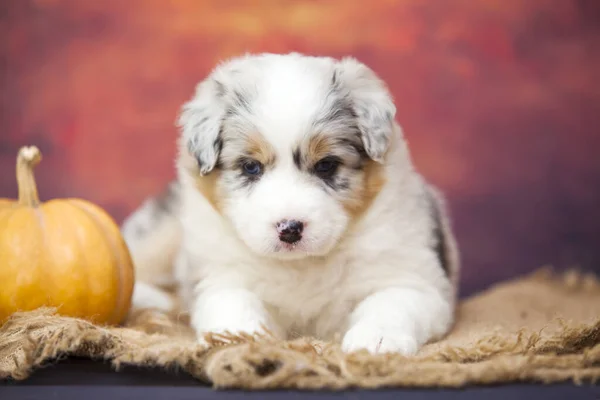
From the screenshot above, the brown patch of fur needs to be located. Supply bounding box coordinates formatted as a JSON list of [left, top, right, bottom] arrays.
[[245, 132, 276, 166], [302, 132, 386, 219], [305, 134, 334, 165], [194, 171, 222, 212], [178, 147, 223, 213], [343, 160, 386, 218]]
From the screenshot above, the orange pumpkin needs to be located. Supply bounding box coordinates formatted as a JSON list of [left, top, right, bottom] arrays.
[[0, 146, 134, 325]]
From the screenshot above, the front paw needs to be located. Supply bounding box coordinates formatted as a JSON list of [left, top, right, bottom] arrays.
[[342, 324, 419, 356], [196, 319, 276, 347]]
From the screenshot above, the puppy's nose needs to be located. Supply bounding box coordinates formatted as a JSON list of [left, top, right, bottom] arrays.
[[276, 219, 304, 244]]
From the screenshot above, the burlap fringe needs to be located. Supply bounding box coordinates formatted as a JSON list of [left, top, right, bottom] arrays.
[[1, 268, 599, 389]]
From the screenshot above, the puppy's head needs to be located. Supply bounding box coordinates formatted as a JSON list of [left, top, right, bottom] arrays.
[[178, 53, 395, 260]]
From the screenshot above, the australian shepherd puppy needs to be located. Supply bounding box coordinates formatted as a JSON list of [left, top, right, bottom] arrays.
[[122, 52, 460, 355]]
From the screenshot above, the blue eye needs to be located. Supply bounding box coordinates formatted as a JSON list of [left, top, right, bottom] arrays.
[[314, 158, 338, 175], [242, 160, 263, 176]]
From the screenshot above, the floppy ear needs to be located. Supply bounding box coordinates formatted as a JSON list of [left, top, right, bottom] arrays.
[[177, 78, 227, 176], [335, 57, 396, 163]]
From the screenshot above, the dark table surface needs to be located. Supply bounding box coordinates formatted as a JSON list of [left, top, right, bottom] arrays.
[[2, 358, 598, 400]]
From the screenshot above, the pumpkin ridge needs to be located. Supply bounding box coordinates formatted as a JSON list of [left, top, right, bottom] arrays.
[[0, 207, 46, 321], [54, 202, 96, 321], [33, 205, 61, 316], [66, 200, 127, 325]]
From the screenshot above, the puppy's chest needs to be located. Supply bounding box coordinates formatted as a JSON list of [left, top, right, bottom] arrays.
[[247, 263, 361, 337]]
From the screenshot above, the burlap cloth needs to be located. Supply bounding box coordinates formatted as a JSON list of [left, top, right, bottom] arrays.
[[1, 268, 599, 389]]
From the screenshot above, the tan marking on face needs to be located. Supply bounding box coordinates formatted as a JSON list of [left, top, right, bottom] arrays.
[[244, 132, 276, 166], [306, 133, 335, 165], [177, 143, 223, 213], [302, 132, 385, 219], [343, 159, 386, 219], [194, 170, 222, 212], [301, 131, 362, 169]]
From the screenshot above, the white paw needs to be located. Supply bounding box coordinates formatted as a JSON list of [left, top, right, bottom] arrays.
[[342, 324, 419, 356]]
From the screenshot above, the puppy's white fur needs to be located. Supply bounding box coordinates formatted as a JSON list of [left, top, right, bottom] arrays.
[[122, 53, 460, 355]]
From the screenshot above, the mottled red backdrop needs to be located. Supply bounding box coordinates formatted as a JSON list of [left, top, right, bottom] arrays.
[[1, 0, 599, 294]]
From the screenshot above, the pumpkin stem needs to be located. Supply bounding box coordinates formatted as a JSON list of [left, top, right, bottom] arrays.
[[16, 146, 42, 207]]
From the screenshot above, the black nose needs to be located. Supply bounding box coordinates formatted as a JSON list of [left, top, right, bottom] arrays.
[[277, 219, 304, 244]]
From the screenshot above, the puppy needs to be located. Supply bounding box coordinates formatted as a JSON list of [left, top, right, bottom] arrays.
[[122, 53, 460, 355]]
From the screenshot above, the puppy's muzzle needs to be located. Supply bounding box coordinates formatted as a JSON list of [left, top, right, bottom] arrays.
[[276, 219, 304, 244]]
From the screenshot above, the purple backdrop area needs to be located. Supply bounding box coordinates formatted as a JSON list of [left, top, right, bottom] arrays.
[[1, 1, 599, 294]]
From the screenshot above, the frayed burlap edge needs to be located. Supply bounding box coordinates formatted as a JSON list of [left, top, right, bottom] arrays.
[[1, 268, 599, 390]]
